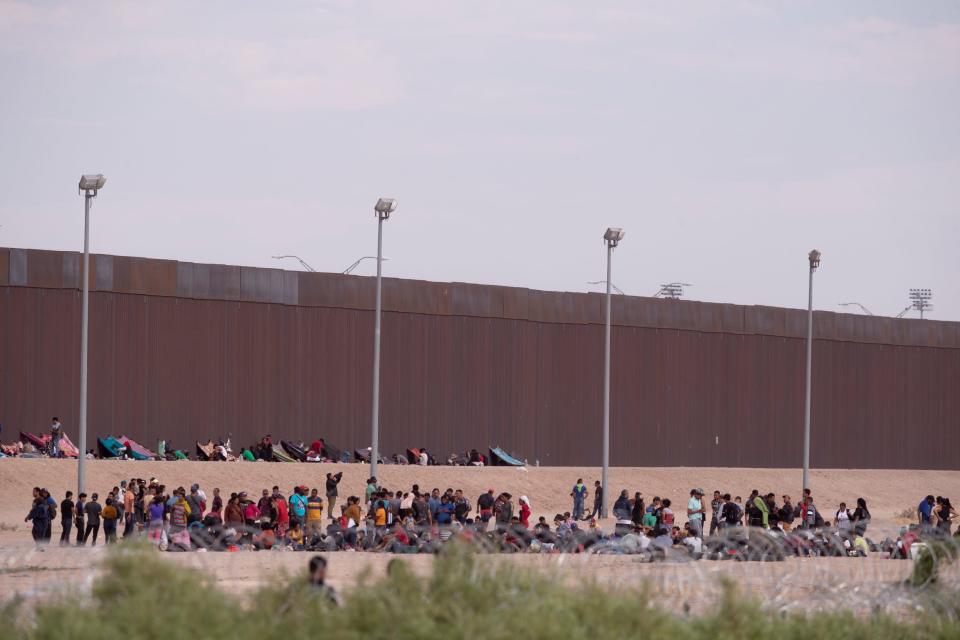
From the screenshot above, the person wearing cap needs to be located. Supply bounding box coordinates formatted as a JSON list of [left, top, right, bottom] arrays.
[[570, 479, 587, 521], [687, 489, 705, 539]]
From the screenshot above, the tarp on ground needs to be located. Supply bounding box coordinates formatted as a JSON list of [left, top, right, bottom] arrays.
[[281, 440, 307, 462], [119, 435, 156, 460], [98, 436, 126, 458], [58, 433, 80, 457], [354, 448, 370, 463], [272, 444, 296, 463], [489, 446, 525, 467], [19, 432, 45, 450], [323, 442, 343, 462], [196, 441, 215, 461], [19, 432, 80, 458], [406, 448, 420, 464]]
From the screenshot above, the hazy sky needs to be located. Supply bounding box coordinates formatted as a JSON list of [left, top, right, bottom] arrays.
[[2, 1, 958, 319]]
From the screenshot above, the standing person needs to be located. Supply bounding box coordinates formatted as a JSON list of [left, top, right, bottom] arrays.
[[40, 489, 56, 542], [571, 479, 587, 522], [83, 493, 102, 546], [325, 472, 343, 520], [750, 489, 770, 529], [518, 496, 532, 528], [477, 489, 495, 530], [936, 498, 956, 534], [123, 483, 136, 538], [224, 494, 244, 529], [709, 490, 723, 536], [801, 494, 818, 529], [25, 498, 50, 546], [779, 495, 796, 531], [306, 488, 325, 539], [834, 502, 852, 536], [453, 490, 471, 525], [209, 488, 224, 521], [101, 497, 119, 544], [631, 492, 646, 527], [49, 417, 63, 458], [495, 493, 514, 532], [851, 498, 870, 536], [74, 493, 87, 546], [365, 478, 377, 506], [272, 487, 289, 539], [687, 489, 705, 538], [147, 495, 166, 542], [168, 490, 190, 550], [289, 487, 307, 529], [660, 499, 675, 528], [584, 480, 603, 521], [721, 493, 741, 529], [918, 495, 936, 531], [613, 490, 632, 520], [185, 484, 204, 526], [59, 491, 75, 546]]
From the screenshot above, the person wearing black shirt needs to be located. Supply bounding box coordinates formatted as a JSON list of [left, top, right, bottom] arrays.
[[60, 491, 75, 546], [83, 494, 102, 546], [74, 493, 86, 546], [325, 472, 343, 521]]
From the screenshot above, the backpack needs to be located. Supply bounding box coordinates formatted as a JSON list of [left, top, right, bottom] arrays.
[[725, 503, 742, 525]]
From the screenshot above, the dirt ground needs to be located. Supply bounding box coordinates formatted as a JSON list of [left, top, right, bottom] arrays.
[[1, 459, 957, 611]]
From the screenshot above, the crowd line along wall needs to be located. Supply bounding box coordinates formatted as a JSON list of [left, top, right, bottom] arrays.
[[1, 247, 958, 469]]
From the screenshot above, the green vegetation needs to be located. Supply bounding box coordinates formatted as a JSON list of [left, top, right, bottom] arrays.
[[1, 544, 958, 640]]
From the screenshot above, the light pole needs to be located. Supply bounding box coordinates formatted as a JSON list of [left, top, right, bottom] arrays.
[[601, 227, 624, 519], [370, 198, 397, 478], [343, 256, 388, 275], [802, 249, 820, 498], [271, 255, 317, 272], [77, 174, 106, 496]]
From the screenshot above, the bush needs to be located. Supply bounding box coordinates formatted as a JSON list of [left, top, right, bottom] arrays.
[[2, 543, 959, 640]]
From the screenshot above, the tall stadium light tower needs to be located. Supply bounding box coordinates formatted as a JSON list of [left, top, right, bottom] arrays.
[[77, 173, 107, 496], [601, 227, 624, 519], [909, 289, 933, 319], [370, 198, 397, 477], [654, 282, 692, 299], [802, 249, 820, 498]]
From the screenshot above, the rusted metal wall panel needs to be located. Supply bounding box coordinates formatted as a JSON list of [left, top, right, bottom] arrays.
[[1, 246, 959, 470], [1, 284, 958, 468], [0, 248, 8, 286]]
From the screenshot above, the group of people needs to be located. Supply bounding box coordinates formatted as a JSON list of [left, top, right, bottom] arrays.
[[23, 475, 958, 561]]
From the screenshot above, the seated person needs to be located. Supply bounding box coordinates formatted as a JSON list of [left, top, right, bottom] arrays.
[[252, 521, 276, 550]]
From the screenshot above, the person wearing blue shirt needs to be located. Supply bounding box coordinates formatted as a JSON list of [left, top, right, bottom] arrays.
[[435, 496, 455, 525], [428, 488, 441, 520], [918, 495, 936, 529]]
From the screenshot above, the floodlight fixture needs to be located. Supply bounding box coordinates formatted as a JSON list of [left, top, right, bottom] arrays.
[[908, 288, 933, 319], [654, 282, 692, 299], [808, 249, 821, 270], [374, 198, 397, 219], [78, 174, 107, 193], [603, 227, 625, 247]]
